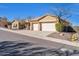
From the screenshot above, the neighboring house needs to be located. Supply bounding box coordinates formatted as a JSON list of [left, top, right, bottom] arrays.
[[12, 20, 26, 30], [0, 17, 8, 28], [26, 14, 70, 32], [0, 21, 8, 28]]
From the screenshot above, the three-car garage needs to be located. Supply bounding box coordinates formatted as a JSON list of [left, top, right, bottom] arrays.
[[30, 15, 58, 32], [32, 23, 56, 31]]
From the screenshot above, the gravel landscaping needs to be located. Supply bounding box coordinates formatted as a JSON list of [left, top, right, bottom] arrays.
[[48, 32, 79, 41]]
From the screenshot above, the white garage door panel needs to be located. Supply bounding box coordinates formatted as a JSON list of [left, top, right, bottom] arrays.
[[42, 23, 56, 31], [33, 24, 39, 31]]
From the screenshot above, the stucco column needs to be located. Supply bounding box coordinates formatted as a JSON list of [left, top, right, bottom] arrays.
[[39, 22, 41, 31], [27, 24, 29, 30], [27, 23, 30, 30], [17, 22, 19, 29], [30, 22, 33, 30]]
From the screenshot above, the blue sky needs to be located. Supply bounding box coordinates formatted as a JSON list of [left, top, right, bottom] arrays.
[[0, 3, 79, 26]]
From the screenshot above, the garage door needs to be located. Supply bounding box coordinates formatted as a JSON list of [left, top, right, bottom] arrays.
[[33, 24, 39, 31], [41, 23, 56, 31]]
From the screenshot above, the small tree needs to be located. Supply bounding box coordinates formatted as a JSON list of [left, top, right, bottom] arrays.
[[27, 16, 33, 21], [50, 7, 71, 20], [55, 22, 65, 32], [50, 7, 72, 32]]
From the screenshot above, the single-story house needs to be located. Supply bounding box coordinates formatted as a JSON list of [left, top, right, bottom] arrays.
[[12, 20, 26, 30], [11, 14, 75, 32], [26, 14, 71, 32]]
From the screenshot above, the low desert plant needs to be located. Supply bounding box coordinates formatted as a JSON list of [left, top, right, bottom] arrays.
[[70, 33, 78, 41]]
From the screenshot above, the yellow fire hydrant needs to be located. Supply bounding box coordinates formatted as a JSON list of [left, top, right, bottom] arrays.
[[70, 33, 78, 41]]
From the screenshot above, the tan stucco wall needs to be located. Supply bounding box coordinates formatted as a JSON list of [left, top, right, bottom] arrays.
[[30, 22, 32, 30], [30, 21, 40, 30], [12, 21, 19, 29], [39, 16, 58, 22]]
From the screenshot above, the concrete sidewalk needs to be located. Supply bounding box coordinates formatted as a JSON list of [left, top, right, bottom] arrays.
[[0, 27, 79, 48]]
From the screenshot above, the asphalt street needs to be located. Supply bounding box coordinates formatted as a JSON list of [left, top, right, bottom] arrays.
[[0, 30, 79, 50], [0, 30, 79, 56]]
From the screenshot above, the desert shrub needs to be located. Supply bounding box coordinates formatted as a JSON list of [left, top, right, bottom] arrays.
[[55, 22, 65, 32]]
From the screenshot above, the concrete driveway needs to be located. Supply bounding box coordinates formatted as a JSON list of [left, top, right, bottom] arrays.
[[12, 30, 52, 37]]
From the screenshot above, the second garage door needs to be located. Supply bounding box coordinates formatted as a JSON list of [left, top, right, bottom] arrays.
[[41, 23, 56, 31], [33, 24, 39, 31]]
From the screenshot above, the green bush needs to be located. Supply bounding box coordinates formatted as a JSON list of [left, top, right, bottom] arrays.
[[55, 22, 64, 32]]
